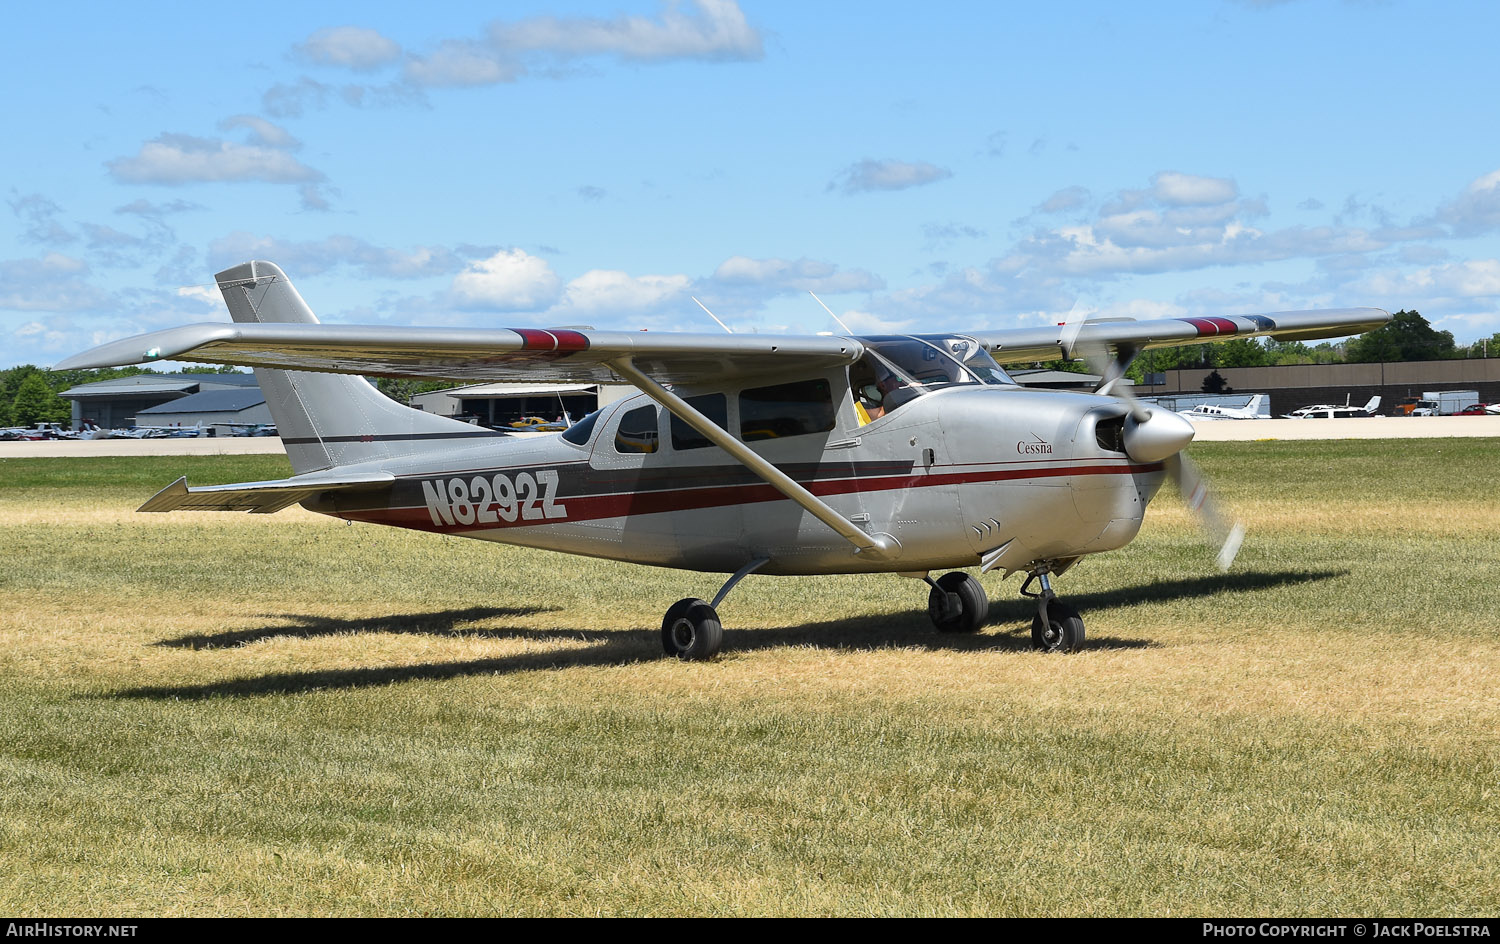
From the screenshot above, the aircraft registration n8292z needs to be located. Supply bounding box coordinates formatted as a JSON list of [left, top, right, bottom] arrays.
[[60, 261, 1390, 659]]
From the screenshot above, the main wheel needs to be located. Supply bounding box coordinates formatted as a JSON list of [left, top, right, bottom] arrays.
[[928, 572, 988, 633], [661, 598, 724, 661], [1031, 599, 1085, 652]]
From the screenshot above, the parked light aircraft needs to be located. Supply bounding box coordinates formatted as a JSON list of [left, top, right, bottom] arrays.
[[59, 262, 1391, 658], [1177, 394, 1269, 421], [1283, 396, 1381, 419]]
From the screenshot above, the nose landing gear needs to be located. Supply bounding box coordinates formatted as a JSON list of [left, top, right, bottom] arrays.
[[1021, 567, 1085, 652]]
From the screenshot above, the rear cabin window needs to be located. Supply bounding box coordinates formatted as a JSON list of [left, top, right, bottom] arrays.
[[670, 394, 729, 450], [560, 409, 601, 445], [739, 378, 836, 442], [614, 405, 660, 454]]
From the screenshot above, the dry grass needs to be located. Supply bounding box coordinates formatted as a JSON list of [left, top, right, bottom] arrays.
[[0, 444, 1497, 916]]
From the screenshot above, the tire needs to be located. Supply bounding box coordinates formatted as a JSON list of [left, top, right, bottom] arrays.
[[1031, 599, 1085, 652], [928, 572, 988, 633], [661, 598, 724, 661]]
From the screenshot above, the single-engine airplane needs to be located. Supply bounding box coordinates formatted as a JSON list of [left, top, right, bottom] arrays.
[[1176, 394, 1270, 421], [59, 261, 1390, 659]]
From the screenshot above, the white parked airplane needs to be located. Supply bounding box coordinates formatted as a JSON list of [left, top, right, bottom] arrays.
[[1177, 394, 1269, 421], [1282, 396, 1381, 419]]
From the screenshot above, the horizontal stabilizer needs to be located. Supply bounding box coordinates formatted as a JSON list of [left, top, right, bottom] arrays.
[[139, 472, 395, 514]]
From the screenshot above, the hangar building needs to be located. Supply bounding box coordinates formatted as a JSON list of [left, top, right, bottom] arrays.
[[60, 373, 264, 430], [410, 382, 636, 428]]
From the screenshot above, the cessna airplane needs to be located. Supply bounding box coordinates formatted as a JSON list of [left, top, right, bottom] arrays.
[[59, 262, 1390, 659]]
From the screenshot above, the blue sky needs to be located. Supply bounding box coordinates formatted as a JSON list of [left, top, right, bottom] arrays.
[[6, 0, 1500, 369]]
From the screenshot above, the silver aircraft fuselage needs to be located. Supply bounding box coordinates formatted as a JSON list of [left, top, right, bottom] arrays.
[[306, 372, 1166, 577]]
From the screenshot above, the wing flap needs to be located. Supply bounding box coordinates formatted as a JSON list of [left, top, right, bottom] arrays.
[[139, 472, 395, 514]]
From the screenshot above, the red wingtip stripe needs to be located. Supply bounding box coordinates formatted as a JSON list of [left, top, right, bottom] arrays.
[[512, 328, 590, 353]]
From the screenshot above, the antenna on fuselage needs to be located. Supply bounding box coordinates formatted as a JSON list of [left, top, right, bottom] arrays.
[[808, 291, 854, 335], [691, 296, 734, 334]]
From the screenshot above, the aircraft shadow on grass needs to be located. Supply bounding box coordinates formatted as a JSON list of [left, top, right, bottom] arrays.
[[112, 568, 1344, 701], [154, 606, 560, 650]]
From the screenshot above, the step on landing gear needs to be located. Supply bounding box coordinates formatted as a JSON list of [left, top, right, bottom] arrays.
[[1021, 567, 1085, 652]]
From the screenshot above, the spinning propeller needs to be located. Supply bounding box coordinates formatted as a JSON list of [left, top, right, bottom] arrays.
[[1060, 306, 1246, 571]]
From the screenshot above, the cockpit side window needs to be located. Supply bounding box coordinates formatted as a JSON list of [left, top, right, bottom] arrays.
[[851, 352, 922, 422]]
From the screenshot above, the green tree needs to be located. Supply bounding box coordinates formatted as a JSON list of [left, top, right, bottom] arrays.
[[371, 376, 456, 406], [1467, 332, 1500, 358], [11, 372, 70, 426], [1345, 310, 1455, 362], [1201, 370, 1234, 394]]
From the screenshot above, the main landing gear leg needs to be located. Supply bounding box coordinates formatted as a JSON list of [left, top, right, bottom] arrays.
[[661, 558, 769, 661], [925, 571, 988, 633], [1020, 566, 1085, 652]]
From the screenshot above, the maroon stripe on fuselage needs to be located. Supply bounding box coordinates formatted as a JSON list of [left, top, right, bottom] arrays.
[[340, 460, 1164, 534]]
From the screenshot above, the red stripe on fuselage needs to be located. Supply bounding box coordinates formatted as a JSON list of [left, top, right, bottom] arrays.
[[341, 460, 1165, 534]]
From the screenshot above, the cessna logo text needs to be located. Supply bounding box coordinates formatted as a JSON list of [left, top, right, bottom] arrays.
[[1017, 438, 1053, 455], [422, 470, 567, 527]]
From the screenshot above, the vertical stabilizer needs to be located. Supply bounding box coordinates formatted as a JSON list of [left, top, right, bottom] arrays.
[[1364, 395, 1381, 414], [215, 260, 492, 474]]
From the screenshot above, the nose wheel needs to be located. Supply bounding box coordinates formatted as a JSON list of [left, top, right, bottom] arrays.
[[1021, 569, 1085, 652]]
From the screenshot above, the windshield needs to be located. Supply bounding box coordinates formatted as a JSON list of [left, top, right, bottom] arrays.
[[850, 336, 1014, 421], [863, 336, 1015, 392]]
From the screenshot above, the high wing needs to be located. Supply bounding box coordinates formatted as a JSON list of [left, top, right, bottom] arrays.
[[972, 308, 1390, 364], [56, 258, 1387, 383], [57, 321, 863, 386]]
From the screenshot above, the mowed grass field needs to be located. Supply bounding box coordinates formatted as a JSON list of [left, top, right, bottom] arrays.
[[0, 440, 1496, 916]]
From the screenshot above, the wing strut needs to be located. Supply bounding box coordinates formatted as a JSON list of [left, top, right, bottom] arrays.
[[608, 358, 900, 561]]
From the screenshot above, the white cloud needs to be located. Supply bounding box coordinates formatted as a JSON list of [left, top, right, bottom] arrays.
[[831, 159, 952, 195], [0, 253, 107, 312], [451, 249, 562, 310], [9, 193, 75, 245], [554, 270, 690, 315], [296, 26, 402, 71], [1035, 186, 1091, 214], [401, 1, 761, 89], [1359, 259, 1500, 299], [489, 0, 762, 61], [709, 256, 883, 293], [218, 115, 300, 149], [107, 132, 322, 186], [1150, 171, 1238, 206], [176, 285, 225, 308], [837, 309, 915, 333], [208, 232, 476, 280], [405, 41, 522, 87], [1436, 168, 1500, 236]]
